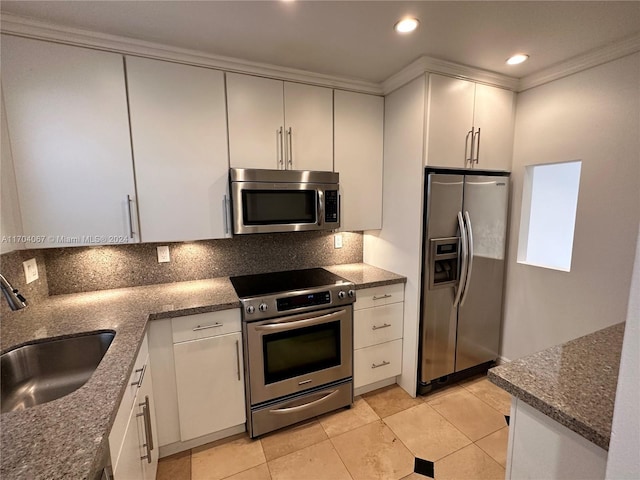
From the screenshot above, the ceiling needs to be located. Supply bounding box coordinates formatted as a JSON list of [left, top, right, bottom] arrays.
[[2, 1, 639, 84]]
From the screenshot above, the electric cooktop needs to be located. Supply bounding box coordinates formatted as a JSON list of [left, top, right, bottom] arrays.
[[229, 267, 349, 298]]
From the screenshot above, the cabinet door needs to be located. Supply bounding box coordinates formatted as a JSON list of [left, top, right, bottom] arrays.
[[473, 84, 515, 171], [126, 57, 230, 242], [173, 332, 246, 441], [113, 404, 144, 480], [425, 74, 475, 168], [1, 35, 138, 248], [137, 360, 159, 480], [334, 91, 384, 230], [227, 73, 285, 169], [283, 82, 333, 171]]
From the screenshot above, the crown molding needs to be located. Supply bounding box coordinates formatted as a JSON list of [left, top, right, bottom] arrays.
[[3, 12, 638, 97], [518, 32, 640, 91], [382, 56, 520, 95], [0, 13, 383, 95]]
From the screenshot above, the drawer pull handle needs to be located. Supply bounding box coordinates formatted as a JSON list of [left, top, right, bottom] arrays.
[[372, 323, 392, 331], [372, 360, 391, 369], [193, 323, 223, 331], [372, 294, 392, 301], [130, 365, 146, 387]]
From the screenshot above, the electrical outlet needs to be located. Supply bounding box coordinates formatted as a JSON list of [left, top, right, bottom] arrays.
[[23, 258, 39, 284], [334, 234, 343, 249], [157, 246, 170, 263]]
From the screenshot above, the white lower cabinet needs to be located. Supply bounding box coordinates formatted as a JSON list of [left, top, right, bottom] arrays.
[[148, 309, 246, 455], [173, 332, 245, 441], [109, 334, 158, 479], [506, 398, 607, 479], [353, 284, 405, 392]]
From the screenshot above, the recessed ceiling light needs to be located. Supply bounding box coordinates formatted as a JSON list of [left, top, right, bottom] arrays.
[[506, 54, 529, 65], [394, 18, 419, 34]]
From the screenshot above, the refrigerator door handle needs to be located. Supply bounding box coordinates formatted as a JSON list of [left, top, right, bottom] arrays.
[[453, 211, 468, 309], [461, 211, 475, 306]]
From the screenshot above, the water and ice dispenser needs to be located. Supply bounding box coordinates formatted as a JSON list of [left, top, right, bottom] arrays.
[[428, 237, 459, 289]]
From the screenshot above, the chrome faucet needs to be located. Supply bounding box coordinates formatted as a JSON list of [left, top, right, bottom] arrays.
[[0, 273, 27, 310]]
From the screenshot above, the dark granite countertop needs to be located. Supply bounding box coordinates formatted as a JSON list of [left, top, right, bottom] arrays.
[[325, 263, 406, 289], [488, 323, 625, 450], [0, 263, 403, 479]]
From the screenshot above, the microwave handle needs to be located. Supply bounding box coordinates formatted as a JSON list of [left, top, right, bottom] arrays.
[[317, 190, 324, 226]]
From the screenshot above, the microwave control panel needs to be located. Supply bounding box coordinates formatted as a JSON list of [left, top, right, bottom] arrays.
[[325, 190, 339, 223]]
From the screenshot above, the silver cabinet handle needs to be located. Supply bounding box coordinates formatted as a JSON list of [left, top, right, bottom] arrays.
[[453, 211, 469, 309], [277, 126, 284, 169], [372, 323, 392, 331], [137, 395, 153, 463], [126, 195, 135, 239], [372, 360, 390, 369], [372, 294, 392, 301], [461, 211, 474, 306], [287, 127, 293, 169], [473, 127, 481, 165], [192, 323, 223, 332], [235, 339, 241, 381], [465, 129, 474, 166], [130, 365, 146, 387]]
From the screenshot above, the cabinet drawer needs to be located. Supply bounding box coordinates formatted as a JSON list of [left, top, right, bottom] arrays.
[[354, 339, 402, 389], [354, 302, 403, 349], [171, 309, 241, 343], [354, 283, 404, 310]]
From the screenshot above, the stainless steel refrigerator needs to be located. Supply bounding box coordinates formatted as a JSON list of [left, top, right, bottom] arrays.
[[418, 168, 510, 392]]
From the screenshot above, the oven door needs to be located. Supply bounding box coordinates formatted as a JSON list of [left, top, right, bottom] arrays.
[[245, 306, 353, 405]]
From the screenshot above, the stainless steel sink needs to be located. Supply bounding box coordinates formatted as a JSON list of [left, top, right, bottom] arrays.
[[1, 330, 115, 413]]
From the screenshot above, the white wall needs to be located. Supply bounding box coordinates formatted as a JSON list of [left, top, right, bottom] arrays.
[[0, 89, 24, 253], [364, 75, 425, 396], [606, 225, 640, 479], [501, 53, 640, 360]]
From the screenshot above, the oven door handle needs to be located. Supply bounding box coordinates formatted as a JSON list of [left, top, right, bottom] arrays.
[[253, 309, 346, 332], [268, 389, 339, 415]]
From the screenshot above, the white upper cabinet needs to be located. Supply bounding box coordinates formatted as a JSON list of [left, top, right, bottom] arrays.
[[283, 82, 333, 171], [334, 90, 384, 231], [425, 74, 515, 171], [227, 73, 333, 171], [426, 75, 475, 169], [227, 73, 285, 170], [126, 56, 230, 242], [472, 83, 516, 171], [1, 35, 139, 247]]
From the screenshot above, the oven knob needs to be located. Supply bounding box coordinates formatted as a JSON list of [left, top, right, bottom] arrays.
[[338, 291, 347, 299], [246, 305, 255, 314], [348, 289, 355, 298], [259, 303, 269, 312]]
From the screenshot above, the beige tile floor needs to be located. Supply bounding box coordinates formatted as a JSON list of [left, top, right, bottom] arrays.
[[157, 375, 511, 480]]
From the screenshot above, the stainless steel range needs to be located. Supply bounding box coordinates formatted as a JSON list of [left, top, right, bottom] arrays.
[[230, 268, 356, 438]]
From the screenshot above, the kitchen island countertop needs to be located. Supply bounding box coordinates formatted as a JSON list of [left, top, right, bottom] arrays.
[[488, 322, 625, 450], [0, 262, 405, 479]]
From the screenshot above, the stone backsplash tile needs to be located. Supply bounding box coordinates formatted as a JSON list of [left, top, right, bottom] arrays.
[[0, 249, 49, 318], [42, 231, 363, 295]]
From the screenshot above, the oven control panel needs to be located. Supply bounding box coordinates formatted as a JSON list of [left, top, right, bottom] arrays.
[[240, 284, 356, 321], [277, 291, 331, 312]]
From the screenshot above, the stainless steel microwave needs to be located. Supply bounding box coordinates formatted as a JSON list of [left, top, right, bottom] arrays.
[[230, 168, 340, 234]]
